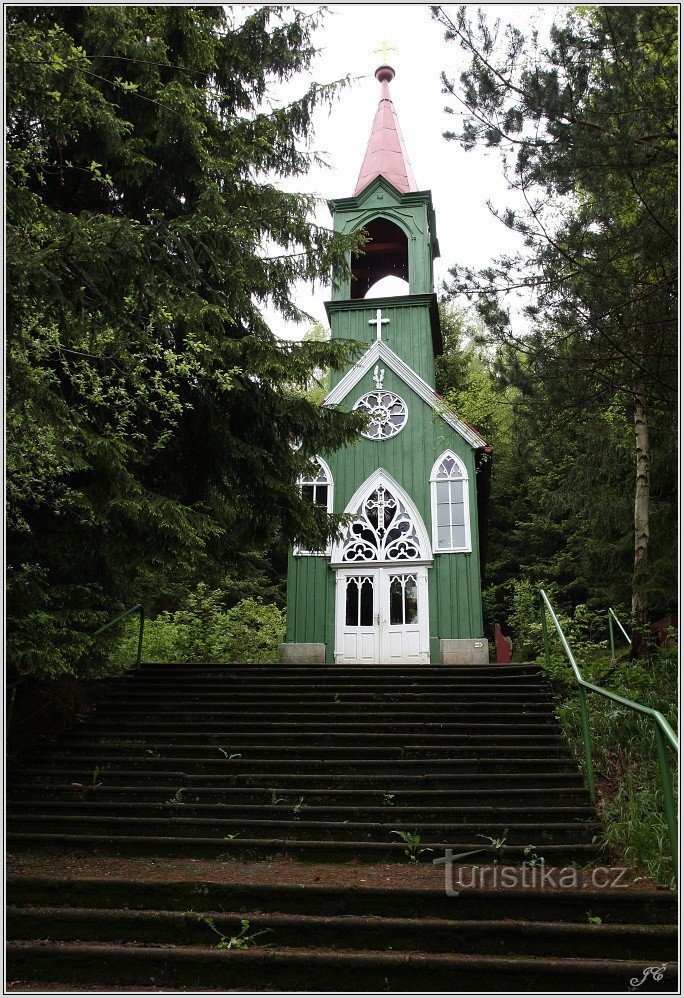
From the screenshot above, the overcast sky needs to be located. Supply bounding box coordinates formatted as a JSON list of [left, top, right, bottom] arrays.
[[261, 3, 560, 340]]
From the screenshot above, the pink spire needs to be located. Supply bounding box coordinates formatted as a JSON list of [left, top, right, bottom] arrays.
[[354, 65, 418, 197]]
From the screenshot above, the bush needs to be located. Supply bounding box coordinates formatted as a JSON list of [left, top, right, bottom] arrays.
[[113, 584, 285, 666], [510, 580, 678, 885], [539, 618, 678, 885]]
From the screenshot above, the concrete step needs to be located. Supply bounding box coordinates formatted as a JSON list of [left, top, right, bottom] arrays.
[[6, 905, 677, 960], [7, 878, 677, 924], [8, 768, 588, 789], [71, 718, 560, 734], [6, 832, 602, 862], [45, 742, 575, 761], [6, 940, 676, 991], [8, 812, 602, 845], [8, 800, 598, 823], [60, 730, 568, 747], [16, 757, 584, 778], [6, 783, 594, 806]]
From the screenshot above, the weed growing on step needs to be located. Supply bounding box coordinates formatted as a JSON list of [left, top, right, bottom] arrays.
[[203, 917, 273, 949], [586, 912, 602, 925], [332, 692, 341, 704], [222, 831, 241, 840], [291, 796, 305, 820], [383, 793, 396, 807], [166, 788, 185, 805], [478, 829, 509, 855], [391, 830, 433, 862], [269, 789, 287, 806], [218, 747, 241, 759], [91, 765, 104, 786], [523, 844, 544, 867]]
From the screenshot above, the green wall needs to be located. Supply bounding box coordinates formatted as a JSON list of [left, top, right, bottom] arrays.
[[285, 173, 484, 663], [285, 365, 484, 662], [327, 295, 439, 386]]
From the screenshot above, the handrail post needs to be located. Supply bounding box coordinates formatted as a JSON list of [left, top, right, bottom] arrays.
[[136, 607, 145, 669], [578, 687, 596, 803], [654, 723, 678, 880], [608, 611, 615, 662], [541, 597, 551, 669]]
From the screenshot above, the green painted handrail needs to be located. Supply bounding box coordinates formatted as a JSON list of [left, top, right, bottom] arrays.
[[94, 603, 145, 669], [540, 589, 678, 881], [608, 606, 631, 661], [7, 604, 145, 732]]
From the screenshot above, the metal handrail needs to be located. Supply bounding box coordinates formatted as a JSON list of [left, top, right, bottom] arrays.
[[7, 604, 145, 732], [608, 606, 631, 661], [93, 603, 145, 669], [540, 589, 678, 880]]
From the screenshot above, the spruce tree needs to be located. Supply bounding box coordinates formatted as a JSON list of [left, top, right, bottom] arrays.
[[6, 6, 365, 676], [433, 5, 677, 647]]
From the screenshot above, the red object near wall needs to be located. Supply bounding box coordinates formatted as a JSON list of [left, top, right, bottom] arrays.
[[494, 623, 513, 664], [650, 614, 678, 646]]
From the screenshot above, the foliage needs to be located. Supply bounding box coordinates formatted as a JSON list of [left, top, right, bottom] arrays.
[[434, 3, 676, 408], [549, 645, 678, 886], [433, 4, 677, 630], [6, 6, 367, 678], [113, 583, 284, 666], [300, 321, 332, 406]]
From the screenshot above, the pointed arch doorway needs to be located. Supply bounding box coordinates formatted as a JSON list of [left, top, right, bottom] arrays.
[[331, 471, 432, 664]]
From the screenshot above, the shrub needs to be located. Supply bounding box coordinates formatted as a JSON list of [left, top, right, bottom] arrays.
[[112, 584, 285, 666]]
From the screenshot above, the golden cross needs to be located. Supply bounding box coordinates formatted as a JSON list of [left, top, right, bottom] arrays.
[[373, 40, 396, 64]]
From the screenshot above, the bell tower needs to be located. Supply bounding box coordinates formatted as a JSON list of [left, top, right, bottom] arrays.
[[281, 66, 489, 667], [326, 65, 442, 385]]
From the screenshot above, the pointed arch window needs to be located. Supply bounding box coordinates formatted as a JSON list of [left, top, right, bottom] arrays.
[[430, 451, 472, 553], [294, 457, 333, 556]]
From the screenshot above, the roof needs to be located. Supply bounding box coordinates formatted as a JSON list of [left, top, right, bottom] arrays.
[[354, 65, 417, 197], [324, 340, 488, 450]]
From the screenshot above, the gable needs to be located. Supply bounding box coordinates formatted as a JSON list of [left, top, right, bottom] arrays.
[[324, 340, 487, 450]]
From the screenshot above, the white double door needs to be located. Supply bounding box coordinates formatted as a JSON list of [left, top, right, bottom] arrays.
[[334, 566, 429, 664]]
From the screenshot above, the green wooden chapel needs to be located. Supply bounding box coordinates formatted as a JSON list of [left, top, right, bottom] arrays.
[[282, 65, 489, 665]]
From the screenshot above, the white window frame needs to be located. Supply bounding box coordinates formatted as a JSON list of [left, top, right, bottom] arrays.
[[430, 450, 472, 554], [294, 456, 334, 557]]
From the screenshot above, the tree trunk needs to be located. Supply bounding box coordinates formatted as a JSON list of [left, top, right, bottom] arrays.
[[631, 380, 650, 656]]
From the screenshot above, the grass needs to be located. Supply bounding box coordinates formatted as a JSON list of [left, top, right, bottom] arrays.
[[541, 642, 678, 886]]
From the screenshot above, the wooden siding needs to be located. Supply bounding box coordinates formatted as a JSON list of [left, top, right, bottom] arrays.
[[330, 180, 435, 300], [329, 299, 436, 386], [286, 364, 484, 658]]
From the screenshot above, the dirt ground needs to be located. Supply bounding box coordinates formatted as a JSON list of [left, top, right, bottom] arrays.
[[6, 852, 668, 892]]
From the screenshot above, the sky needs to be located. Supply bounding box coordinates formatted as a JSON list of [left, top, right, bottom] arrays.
[[259, 3, 560, 340]]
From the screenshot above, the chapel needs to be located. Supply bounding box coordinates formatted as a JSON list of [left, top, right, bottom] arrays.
[[282, 65, 489, 665]]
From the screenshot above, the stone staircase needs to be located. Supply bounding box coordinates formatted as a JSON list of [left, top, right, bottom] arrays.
[[6, 662, 678, 990]]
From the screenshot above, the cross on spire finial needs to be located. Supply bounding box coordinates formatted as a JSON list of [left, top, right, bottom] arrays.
[[369, 308, 390, 341], [373, 39, 396, 64]]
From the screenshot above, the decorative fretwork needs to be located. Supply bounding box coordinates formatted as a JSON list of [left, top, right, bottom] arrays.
[[354, 390, 407, 440], [341, 485, 421, 562]]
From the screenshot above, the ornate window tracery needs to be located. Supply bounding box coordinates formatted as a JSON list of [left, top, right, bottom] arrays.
[[354, 390, 408, 440], [341, 484, 422, 563]]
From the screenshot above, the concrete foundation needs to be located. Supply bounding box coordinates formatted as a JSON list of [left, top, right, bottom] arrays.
[[280, 642, 326, 665], [439, 638, 490, 665]]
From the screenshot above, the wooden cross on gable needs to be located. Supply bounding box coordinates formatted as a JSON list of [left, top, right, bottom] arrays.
[[369, 308, 390, 341]]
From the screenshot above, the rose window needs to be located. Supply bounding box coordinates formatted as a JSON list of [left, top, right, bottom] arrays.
[[354, 391, 408, 440]]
